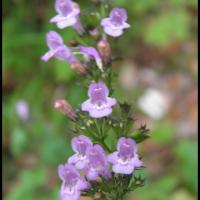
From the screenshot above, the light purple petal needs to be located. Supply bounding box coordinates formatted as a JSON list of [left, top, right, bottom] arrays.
[[71, 135, 92, 154], [50, 14, 64, 23], [78, 46, 101, 62], [81, 99, 92, 112], [89, 107, 112, 118], [106, 97, 117, 107], [122, 22, 131, 29], [58, 164, 66, 181], [110, 8, 128, 22], [54, 45, 73, 61], [41, 50, 57, 62], [68, 154, 80, 164], [75, 159, 89, 170], [117, 137, 137, 153], [86, 168, 98, 181], [112, 163, 134, 174], [94, 144, 106, 156], [132, 154, 143, 168], [101, 18, 112, 26], [60, 183, 81, 200], [107, 152, 118, 164], [58, 163, 79, 182], [85, 144, 110, 180], [46, 31, 63, 49], [55, 16, 78, 29], [88, 82, 109, 98], [73, 18, 85, 35], [55, 0, 73, 16], [77, 179, 90, 190], [104, 26, 123, 37]]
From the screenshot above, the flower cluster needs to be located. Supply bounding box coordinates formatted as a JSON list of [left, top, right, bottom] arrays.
[[41, 0, 131, 73], [41, 30, 102, 73], [59, 135, 142, 200], [42, 0, 148, 199]]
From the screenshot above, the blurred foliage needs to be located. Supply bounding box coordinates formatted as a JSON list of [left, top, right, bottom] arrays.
[[3, 0, 197, 200], [175, 140, 197, 193]]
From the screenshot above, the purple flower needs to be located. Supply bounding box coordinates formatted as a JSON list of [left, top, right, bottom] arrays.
[[58, 163, 89, 200], [101, 8, 130, 37], [81, 82, 116, 118], [85, 144, 111, 181], [50, 0, 80, 29], [68, 135, 92, 170], [15, 100, 29, 120], [78, 45, 103, 71], [41, 31, 77, 63], [107, 137, 143, 174], [73, 19, 85, 35]]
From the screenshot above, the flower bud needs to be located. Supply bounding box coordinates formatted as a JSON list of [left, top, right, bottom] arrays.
[[54, 99, 77, 120], [97, 39, 111, 64], [89, 28, 100, 39], [70, 61, 87, 75]]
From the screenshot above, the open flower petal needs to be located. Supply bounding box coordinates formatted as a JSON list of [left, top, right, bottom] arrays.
[[81, 82, 116, 118]]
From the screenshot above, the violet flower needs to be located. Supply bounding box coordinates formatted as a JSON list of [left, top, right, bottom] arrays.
[[81, 82, 117, 118], [73, 19, 85, 35], [78, 45, 103, 71], [68, 135, 92, 170], [101, 8, 130, 37], [41, 31, 77, 63], [107, 137, 143, 174], [50, 0, 80, 29], [58, 163, 89, 200], [15, 100, 29, 121], [84, 144, 111, 181]]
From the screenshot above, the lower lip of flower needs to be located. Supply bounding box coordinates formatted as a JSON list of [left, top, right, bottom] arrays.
[[78, 154, 87, 161], [59, 12, 74, 20], [111, 24, 123, 29], [92, 102, 107, 110], [118, 158, 131, 165], [64, 186, 76, 195], [91, 166, 100, 171]]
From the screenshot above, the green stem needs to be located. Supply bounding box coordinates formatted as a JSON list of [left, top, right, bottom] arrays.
[[94, 119, 102, 138]]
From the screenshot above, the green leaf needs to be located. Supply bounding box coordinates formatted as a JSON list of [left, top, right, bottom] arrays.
[[104, 128, 118, 152]]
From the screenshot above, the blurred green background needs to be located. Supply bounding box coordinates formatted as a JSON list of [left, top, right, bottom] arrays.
[[3, 0, 197, 200]]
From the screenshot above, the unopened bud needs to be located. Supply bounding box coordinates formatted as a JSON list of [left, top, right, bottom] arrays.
[[54, 99, 77, 120], [89, 28, 100, 39], [97, 39, 111, 64], [71, 61, 87, 75]]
